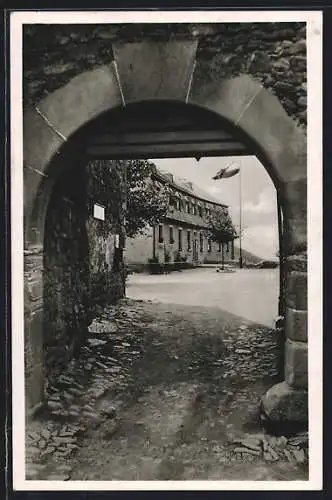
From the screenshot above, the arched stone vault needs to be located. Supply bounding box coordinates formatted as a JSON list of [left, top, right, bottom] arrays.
[[24, 40, 307, 423]]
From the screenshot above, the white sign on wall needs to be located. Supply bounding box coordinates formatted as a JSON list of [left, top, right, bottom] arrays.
[[93, 203, 105, 221]]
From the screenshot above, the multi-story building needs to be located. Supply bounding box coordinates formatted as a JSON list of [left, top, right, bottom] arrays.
[[125, 169, 236, 270]]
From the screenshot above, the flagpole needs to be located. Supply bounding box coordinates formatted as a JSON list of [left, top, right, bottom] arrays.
[[212, 161, 241, 269]]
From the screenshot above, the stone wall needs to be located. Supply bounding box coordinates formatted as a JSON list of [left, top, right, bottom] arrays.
[[24, 246, 44, 409], [25, 155, 126, 403], [23, 22, 306, 128]]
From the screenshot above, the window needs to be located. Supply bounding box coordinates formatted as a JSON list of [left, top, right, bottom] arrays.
[[192, 204, 196, 215], [199, 233, 204, 252], [186, 201, 190, 213], [158, 225, 164, 243], [198, 206, 203, 217], [187, 230, 191, 251], [178, 229, 182, 251], [208, 238, 212, 253], [169, 226, 174, 244], [170, 195, 180, 211]]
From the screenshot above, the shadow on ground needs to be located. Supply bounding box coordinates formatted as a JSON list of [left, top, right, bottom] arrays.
[[26, 299, 308, 482], [69, 300, 308, 481]]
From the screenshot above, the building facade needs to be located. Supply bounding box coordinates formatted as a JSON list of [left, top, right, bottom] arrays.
[[125, 170, 235, 270]]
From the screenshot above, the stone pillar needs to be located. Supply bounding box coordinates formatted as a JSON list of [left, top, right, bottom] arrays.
[[261, 252, 308, 426], [24, 244, 45, 413]]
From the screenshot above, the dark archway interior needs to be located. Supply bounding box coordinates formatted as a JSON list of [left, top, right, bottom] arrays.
[[41, 99, 283, 386], [50, 100, 284, 191]]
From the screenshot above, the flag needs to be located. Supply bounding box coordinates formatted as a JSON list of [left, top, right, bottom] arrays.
[[212, 165, 240, 180]]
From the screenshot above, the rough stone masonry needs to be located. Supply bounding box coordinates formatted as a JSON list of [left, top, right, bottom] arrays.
[[23, 23, 306, 128], [25, 144, 126, 407]]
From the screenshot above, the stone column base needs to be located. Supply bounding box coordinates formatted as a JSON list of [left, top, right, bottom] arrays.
[[260, 381, 308, 434]]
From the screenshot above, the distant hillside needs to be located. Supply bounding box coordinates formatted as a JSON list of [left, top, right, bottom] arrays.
[[229, 245, 267, 265]]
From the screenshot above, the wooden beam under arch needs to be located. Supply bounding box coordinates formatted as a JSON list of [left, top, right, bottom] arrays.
[[86, 129, 252, 160]]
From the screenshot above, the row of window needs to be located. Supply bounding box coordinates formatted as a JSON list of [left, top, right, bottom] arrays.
[[169, 196, 212, 217], [158, 225, 231, 253]]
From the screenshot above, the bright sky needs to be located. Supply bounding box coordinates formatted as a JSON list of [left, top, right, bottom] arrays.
[[154, 156, 278, 260]]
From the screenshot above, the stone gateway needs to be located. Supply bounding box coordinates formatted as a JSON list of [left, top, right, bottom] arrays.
[[23, 23, 307, 426]]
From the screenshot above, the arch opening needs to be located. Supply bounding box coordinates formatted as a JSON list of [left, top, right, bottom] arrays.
[[23, 62, 307, 431]]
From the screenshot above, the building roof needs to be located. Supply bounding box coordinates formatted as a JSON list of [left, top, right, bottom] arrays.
[[155, 169, 227, 207]]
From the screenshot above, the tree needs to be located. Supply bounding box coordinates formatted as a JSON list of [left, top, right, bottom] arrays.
[[125, 159, 169, 238], [205, 207, 237, 270]]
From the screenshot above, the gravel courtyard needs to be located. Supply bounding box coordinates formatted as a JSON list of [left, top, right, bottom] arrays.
[[26, 276, 308, 482]]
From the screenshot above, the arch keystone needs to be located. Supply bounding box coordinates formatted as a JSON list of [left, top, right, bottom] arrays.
[[112, 40, 198, 103]]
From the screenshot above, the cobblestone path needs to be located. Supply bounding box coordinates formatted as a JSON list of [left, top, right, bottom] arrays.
[[26, 299, 308, 482]]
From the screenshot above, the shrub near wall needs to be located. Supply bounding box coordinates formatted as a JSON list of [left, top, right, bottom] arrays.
[[86, 159, 126, 311]]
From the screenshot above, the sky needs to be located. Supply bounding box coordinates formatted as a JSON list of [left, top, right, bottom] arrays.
[[153, 156, 278, 260]]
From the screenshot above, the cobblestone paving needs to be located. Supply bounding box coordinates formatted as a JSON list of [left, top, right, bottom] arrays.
[[26, 299, 308, 481]]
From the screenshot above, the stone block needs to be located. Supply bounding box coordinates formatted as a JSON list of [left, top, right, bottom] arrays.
[[285, 270, 307, 310], [189, 72, 265, 131], [285, 339, 308, 389], [24, 108, 64, 179], [261, 381, 308, 423], [283, 218, 307, 256], [36, 64, 123, 141], [236, 85, 306, 185], [28, 280, 43, 304], [282, 177, 307, 254], [23, 119, 59, 246], [25, 308, 44, 411], [283, 178, 307, 211], [284, 253, 307, 273], [113, 40, 198, 103], [24, 254, 44, 315], [28, 309, 44, 362], [285, 307, 307, 342], [24, 281, 32, 317], [25, 362, 44, 410], [189, 72, 306, 187]]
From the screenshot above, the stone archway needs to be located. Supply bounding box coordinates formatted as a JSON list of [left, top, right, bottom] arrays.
[[23, 40, 307, 422]]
